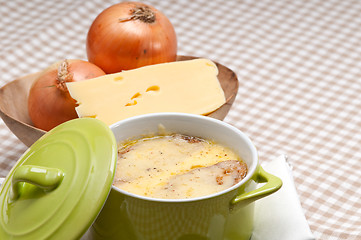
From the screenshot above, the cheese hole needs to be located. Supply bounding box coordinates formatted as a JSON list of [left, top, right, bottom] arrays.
[[191, 165, 204, 169], [131, 92, 141, 99], [114, 76, 124, 81], [146, 85, 160, 92], [125, 100, 137, 107]]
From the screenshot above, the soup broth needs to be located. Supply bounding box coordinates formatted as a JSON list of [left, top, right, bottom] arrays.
[[114, 134, 247, 199]]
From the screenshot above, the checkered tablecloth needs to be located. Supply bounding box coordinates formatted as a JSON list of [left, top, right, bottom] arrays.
[[1, 0, 360, 239]]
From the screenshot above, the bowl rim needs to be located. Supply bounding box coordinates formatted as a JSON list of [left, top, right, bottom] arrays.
[[109, 112, 258, 203]]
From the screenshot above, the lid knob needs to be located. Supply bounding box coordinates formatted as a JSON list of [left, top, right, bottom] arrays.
[[10, 165, 64, 201]]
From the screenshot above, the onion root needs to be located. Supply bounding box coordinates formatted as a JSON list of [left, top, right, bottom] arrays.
[[56, 59, 73, 92], [119, 6, 156, 23]]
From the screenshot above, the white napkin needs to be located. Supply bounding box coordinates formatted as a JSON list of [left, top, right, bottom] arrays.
[[251, 155, 315, 240]]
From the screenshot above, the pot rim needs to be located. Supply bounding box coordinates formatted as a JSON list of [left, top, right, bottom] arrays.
[[110, 112, 259, 203]]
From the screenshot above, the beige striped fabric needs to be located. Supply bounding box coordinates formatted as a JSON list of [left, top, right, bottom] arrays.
[[1, 0, 360, 239]]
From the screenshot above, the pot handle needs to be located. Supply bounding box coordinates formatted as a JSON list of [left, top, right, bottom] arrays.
[[10, 165, 64, 201], [231, 165, 282, 206]]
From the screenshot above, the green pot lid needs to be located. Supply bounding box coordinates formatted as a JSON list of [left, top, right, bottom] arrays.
[[0, 118, 117, 239]]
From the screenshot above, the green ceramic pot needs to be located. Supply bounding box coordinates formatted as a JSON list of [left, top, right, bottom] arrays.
[[87, 113, 282, 240]]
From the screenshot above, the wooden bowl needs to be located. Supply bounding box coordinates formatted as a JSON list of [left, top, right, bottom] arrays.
[[0, 56, 238, 147]]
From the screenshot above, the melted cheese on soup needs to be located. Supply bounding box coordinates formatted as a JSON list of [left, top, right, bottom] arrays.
[[114, 134, 247, 199]]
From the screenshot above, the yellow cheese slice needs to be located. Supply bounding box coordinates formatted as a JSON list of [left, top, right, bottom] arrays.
[[66, 59, 226, 125]]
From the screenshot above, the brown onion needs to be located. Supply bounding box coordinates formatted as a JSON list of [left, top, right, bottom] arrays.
[[86, 2, 177, 73], [28, 59, 105, 131]]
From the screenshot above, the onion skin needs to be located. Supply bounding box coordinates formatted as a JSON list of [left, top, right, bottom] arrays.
[[86, 2, 177, 73], [28, 59, 106, 131]]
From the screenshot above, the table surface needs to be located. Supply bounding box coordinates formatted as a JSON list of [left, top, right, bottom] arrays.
[[1, 0, 360, 239]]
